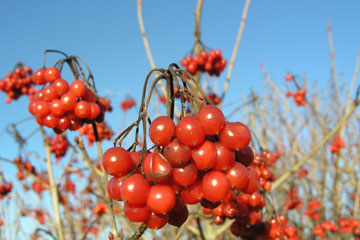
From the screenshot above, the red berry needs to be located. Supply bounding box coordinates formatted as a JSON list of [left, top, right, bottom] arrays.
[[175, 116, 205, 147], [196, 105, 226, 135], [121, 173, 150, 207], [74, 100, 91, 119], [242, 168, 260, 194], [163, 138, 191, 167], [143, 152, 172, 183], [226, 162, 249, 190], [179, 179, 203, 204], [219, 122, 251, 150], [149, 116, 175, 146], [42, 85, 58, 102], [35, 101, 51, 117], [146, 184, 176, 214], [124, 203, 151, 222], [70, 80, 87, 98], [44, 67, 61, 83], [214, 142, 235, 171], [107, 176, 122, 201], [203, 170, 230, 202], [50, 99, 66, 117], [53, 78, 69, 96], [61, 93, 77, 111], [28, 100, 38, 115], [33, 68, 46, 85], [89, 102, 100, 120], [102, 147, 132, 176], [43, 114, 59, 128], [172, 163, 198, 187], [145, 212, 169, 229], [191, 140, 217, 170]]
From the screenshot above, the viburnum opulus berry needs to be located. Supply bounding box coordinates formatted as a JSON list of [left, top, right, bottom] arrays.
[[102, 104, 260, 233], [102, 147, 132, 176], [149, 116, 175, 146]]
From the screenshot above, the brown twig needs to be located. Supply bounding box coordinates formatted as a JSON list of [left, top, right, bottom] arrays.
[[129, 223, 147, 240], [219, 0, 251, 104], [326, 20, 339, 103], [136, 0, 167, 97]]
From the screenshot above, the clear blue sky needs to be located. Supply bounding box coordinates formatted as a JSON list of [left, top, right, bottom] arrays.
[[0, 0, 359, 237]]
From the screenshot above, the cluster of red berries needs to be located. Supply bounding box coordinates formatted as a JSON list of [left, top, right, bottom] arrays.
[[32, 175, 49, 196], [284, 187, 303, 211], [338, 218, 360, 234], [103, 105, 257, 230], [120, 99, 136, 111], [78, 122, 114, 146], [63, 179, 76, 195], [314, 220, 338, 238], [203, 189, 263, 223], [267, 215, 299, 239], [0, 183, 13, 199], [181, 50, 227, 76], [216, 191, 264, 235], [330, 135, 345, 153], [230, 214, 299, 240], [297, 168, 308, 178], [0, 65, 36, 103], [205, 93, 221, 105], [33, 209, 48, 225], [28, 67, 111, 133], [92, 202, 108, 217], [48, 134, 69, 161], [285, 89, 307, 106], [303, 199, 323, 220], [14, 157, 36, 181], [250, 149, 280, 191], [82, 227, 99, 235]]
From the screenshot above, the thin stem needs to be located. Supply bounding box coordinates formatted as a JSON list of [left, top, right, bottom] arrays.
[[194, 0, 203, 56], [43, 49, 69, 68], [129, 223, 147, 240], [136, 0, 167, 97], [327, 21, 339, 103], [353, 176, 360, 218], [91, 123, 119, 239], [40, 127, 64, 240], [219, 0, 251, 104], [196, 218, 205, 240]]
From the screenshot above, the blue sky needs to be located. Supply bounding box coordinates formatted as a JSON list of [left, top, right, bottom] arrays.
[[0, 0, 359, 237]]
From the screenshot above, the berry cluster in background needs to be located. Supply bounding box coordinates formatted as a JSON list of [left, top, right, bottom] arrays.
[[28, 67, 112, 133], [181, 49, 227, 76], [0, 65, 35, 103], [0, 183, 12, 200], [48, 134, 69, 161], [78, 122, 114, 146]]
